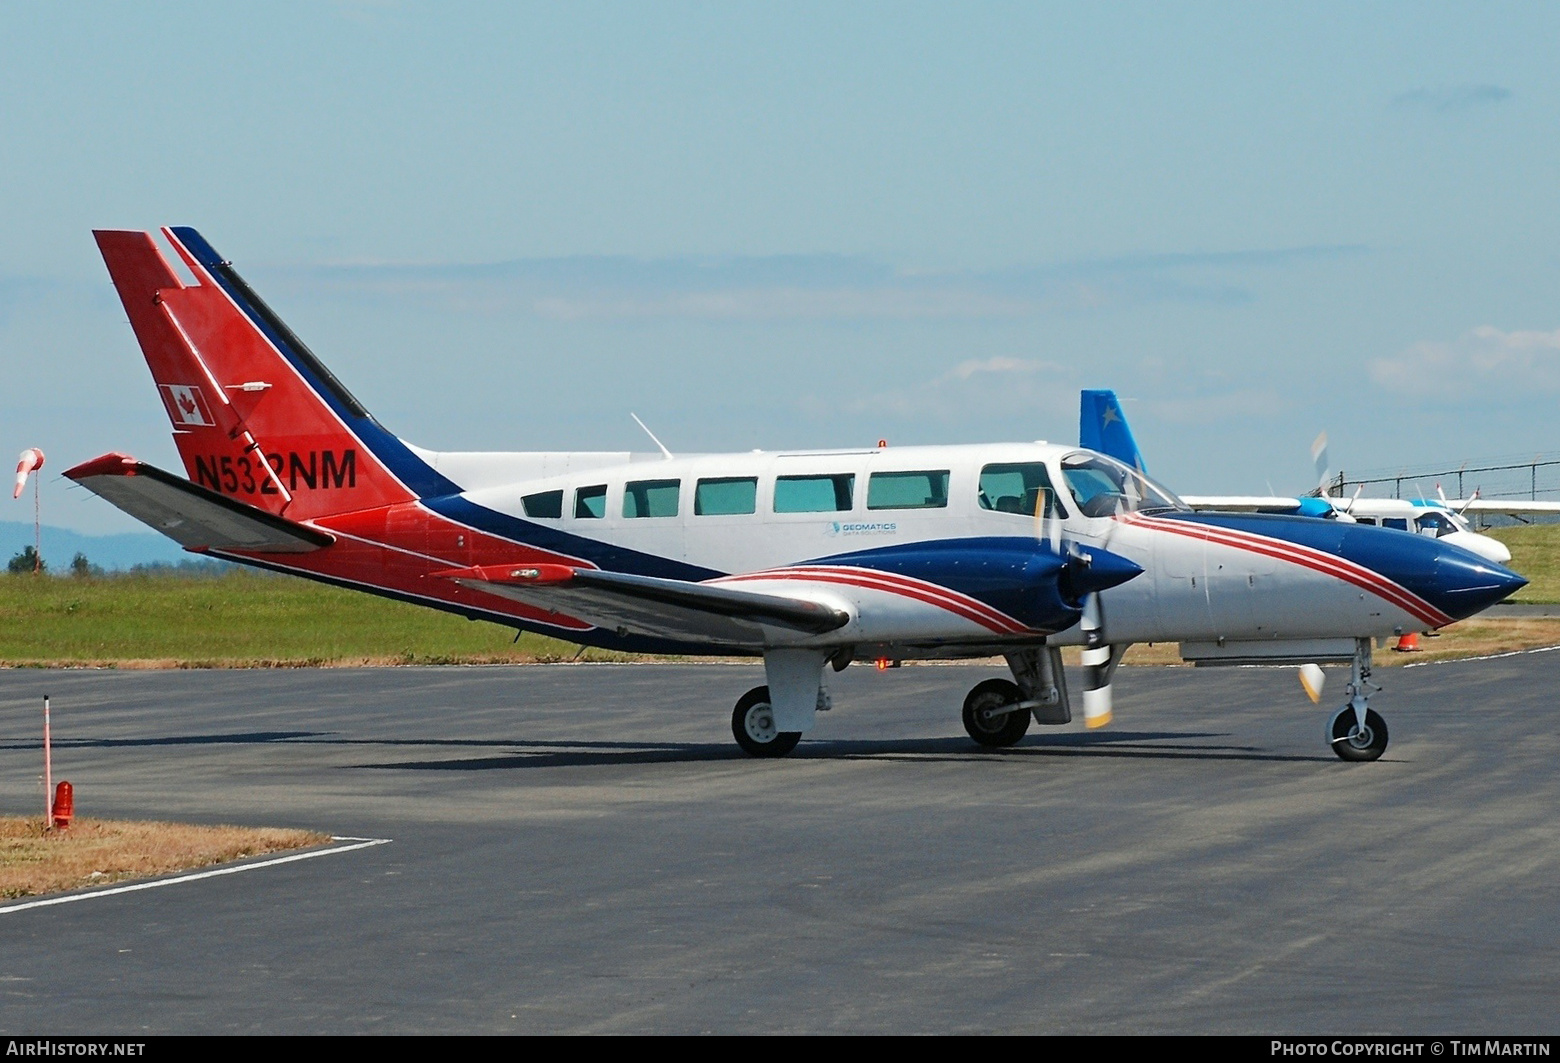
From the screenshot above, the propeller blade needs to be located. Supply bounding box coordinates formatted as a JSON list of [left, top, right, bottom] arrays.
[[1078, 595, 1116, 728], [1311, 432, 1330, 491], [1080, 645, 1113, 728], [1298, 663, 1325, 704]]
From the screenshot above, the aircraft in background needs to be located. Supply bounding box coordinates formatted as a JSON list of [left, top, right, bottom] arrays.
[[67, 230, 1527, 763], [1079, 390, 1558, 565]]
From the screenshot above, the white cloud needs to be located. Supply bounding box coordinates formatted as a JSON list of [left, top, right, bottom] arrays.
[[821, 357, 1075, 422], [1392, 84, 1511, 112], [947, 356, 1063, 381], [1370, 326, 1560, 398], [1146, 389, 1285, 424], [267, 243, 1365, 323]]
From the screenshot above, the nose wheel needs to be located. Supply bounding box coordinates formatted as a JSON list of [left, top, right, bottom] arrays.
[[732, 686, 802, 758], [962, 679, 1031, 747], [1327, 639, 1389, 762], [1328, 706, 1389, 761]]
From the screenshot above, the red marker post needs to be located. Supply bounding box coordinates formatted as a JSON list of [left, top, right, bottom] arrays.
[[42, 695, 52, 829]]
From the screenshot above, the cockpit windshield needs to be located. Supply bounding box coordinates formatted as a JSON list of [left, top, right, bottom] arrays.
[[1061, 452, 1187, 517], [1415, 509, 1471, 537]]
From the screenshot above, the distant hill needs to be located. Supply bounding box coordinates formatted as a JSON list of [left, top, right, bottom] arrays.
[[1, 521, 190, 572]]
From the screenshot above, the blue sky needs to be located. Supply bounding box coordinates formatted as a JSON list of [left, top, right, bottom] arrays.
[[3, 2, 1559, 534]]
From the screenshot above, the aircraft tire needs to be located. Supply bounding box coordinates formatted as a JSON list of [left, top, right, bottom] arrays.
[[732, 686, 802, 758], [962, 679, 1030, 748], [1328, 706, 1389, 762]]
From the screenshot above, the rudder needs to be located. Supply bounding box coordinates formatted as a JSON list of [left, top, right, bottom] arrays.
[[94, 227, 455, 520]]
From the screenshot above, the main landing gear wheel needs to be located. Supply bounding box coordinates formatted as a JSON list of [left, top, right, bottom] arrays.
[[962, 678, 1031, 748], [1328, 706, 1389, 762], [732, 686, 801, 758]]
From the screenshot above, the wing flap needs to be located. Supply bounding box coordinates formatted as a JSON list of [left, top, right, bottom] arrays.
[[65, 453, 334, 553], [437, 564, 851, 646]]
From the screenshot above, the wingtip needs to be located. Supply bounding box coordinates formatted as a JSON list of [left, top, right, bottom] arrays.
[[63, 452, 139, 481]]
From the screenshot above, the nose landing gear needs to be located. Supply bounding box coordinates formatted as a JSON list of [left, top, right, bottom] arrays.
[[1327, 638, 1389, 762]]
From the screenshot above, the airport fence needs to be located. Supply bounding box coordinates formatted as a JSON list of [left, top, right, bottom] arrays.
[[1332, 454, 1560, 525]]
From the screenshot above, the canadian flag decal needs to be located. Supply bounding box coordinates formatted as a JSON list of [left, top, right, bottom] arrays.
[[160, 384, 216, 427]]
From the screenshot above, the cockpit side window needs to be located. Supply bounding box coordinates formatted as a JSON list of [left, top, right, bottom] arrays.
[[978, 463, 1068, 519]]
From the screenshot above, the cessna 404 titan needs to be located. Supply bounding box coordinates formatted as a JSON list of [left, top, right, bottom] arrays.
[[68, 228, 1528, 761]]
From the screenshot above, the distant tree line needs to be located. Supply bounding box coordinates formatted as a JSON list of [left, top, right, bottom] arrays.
[[6, 547, 238, 577]]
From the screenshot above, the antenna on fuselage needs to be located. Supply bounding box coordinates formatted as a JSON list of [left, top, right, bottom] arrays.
[[630, 412, 675, 460]]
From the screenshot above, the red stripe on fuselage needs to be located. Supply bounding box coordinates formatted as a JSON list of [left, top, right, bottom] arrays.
[[714, 565, 1033, 635], [1121, 513, 1453, 628]]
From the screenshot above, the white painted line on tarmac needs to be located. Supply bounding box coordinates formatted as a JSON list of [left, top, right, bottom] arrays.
[[1403, 642, 1560, 667], [0, 835, 392, 916]]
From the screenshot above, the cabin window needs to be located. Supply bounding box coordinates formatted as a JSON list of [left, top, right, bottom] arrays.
[[574, 484, 607, 519], [774, 473, 855, 513], [868, 470, 949, 510], [521, 489, 563, 519], [978, 463, 1068, 519], [1382, 517, 1409, 532], [695, 477, 758, 515], [624, 479, 681, 518]]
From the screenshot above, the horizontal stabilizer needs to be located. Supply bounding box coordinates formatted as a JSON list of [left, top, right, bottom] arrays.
[[437, 563, 851, 646], [65, 453, 334, 554]]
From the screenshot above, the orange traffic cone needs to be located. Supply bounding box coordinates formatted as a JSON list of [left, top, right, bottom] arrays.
[[51, 781, 73, 830], [1393, 632, 1421, 653]]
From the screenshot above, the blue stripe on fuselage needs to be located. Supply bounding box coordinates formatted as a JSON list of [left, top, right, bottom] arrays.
[[423, 494, 723, 581], [1154, 511, 1526, 620]]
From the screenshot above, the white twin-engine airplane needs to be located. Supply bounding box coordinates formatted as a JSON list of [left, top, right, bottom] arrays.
[[68, 228, 1528, 762], [1079, 389, 1552, 565]]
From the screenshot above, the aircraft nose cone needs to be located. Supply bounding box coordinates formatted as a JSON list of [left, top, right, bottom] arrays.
[[1433, 545, 1528, 620], [1066, 546, 1144, 598]]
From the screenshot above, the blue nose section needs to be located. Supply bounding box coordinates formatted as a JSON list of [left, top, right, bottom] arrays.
[[1429, 544, 1528, 620]]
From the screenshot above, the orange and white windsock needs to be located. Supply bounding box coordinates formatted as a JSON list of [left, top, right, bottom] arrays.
[[13, 448, 43, 499]]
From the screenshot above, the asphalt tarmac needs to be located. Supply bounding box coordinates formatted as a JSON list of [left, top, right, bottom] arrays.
[[0, 654, 1556, 1034]]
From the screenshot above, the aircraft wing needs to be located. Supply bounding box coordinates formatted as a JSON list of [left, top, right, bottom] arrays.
[[64, 453, 334, 553], [438, 564, 852, 647], [1450, 499, 1560, 516], [1179, 495, 1305, 513]]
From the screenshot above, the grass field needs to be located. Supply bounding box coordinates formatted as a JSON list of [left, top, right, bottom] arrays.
[[0, 523, 1556, 668], [1488, 524, 1560, 602], [0, 818, 329, 899], [0, 569, 631, 667]]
